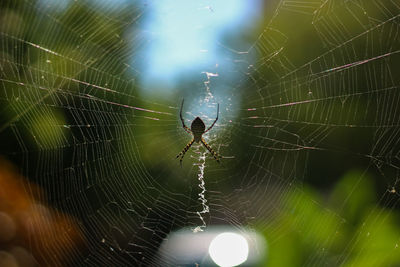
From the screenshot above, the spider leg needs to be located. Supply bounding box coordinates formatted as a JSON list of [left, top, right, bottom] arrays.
[[204, 103, 219, 134], [180, 99, 191, 134], [176, 139, 195, 166], [201, 138, 220, 163]]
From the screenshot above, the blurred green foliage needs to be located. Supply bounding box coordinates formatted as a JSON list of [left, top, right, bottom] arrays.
[[261, 170, 400, 267]]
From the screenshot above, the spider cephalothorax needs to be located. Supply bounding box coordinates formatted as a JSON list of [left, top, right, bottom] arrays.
[[176, 99, 220, 165]]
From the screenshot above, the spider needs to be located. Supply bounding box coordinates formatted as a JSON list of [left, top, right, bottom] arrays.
[[176, 99, 220, 165]]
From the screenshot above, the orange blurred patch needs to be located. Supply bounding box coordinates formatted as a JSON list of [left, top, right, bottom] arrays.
[[0, 158, 85, 266]]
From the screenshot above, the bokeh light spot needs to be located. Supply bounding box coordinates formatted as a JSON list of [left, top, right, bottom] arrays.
[[208, 232, 249, 267]]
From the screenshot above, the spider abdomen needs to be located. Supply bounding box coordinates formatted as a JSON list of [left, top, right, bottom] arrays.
[[191, 117, 206, 142]]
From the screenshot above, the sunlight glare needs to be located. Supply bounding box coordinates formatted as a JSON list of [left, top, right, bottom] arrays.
[[208, 232, 249, 267]]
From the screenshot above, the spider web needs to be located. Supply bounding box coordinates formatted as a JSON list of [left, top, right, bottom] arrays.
[[1, 0, 400, 266]]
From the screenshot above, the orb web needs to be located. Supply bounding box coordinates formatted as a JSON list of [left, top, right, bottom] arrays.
[[0, 0, 400, 266]]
